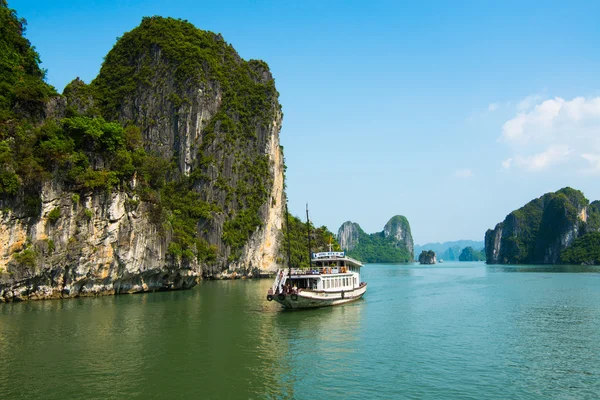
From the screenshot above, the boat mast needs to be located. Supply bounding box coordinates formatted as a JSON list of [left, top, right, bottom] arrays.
[[306, 203, 312, 270], [286, 201, 292, 277]]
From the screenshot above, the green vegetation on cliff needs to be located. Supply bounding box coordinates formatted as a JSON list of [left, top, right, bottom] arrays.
[[458, 246, 485, 261], [92, 16, 279, 258], [560, 232, 600, 265], [346, 228, 412, 263], [486, 187, 598, 264], [0, 0, 56, 123], [0, 0, 56, 201], [281, 214, 340, 269], [0, 2, 280, 267]]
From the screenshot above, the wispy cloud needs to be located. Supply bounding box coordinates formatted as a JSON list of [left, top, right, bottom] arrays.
[[516, 94, 542, 112], [487, 103, 499, 112], [499, 95, 600, 173], [513, 145, 572, 171], [454, 168, 473, 178]]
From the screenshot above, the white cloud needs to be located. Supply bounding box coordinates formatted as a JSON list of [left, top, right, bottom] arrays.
[[454, 169, 473, 178], [513, 145, 571, 171], [516, 94, 542, 112], [488, 103, 499, 112], [500, 96, 600, 173]]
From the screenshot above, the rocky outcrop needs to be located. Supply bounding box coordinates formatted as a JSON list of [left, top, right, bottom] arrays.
[[337, 221, 361, 251], [383, 215, 414, 258], [0, 182, 198, 301], [418, 250, 436, 264], [337, 215, 414, 263], [485, 187, 596, 264], [0, 16, 285, 301]]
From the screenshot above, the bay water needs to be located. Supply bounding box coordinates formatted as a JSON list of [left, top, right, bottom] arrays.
[[1, 262, 599, 399]]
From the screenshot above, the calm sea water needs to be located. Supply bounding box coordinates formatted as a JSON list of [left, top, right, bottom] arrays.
[[1, 262, 600, 399]]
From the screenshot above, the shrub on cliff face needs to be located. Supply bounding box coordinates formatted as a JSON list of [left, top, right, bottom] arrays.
[[47, 207, 60, 223], [12, 248, 37, 268], [560, 232, 600, 264]]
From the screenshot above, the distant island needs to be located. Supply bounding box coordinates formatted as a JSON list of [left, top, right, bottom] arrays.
[[418, 250, 436, 264], [337, 216, 413, 263], [415, 240, 485, 262], [458, 247, 485, 261], [485, 187, 600, 265]]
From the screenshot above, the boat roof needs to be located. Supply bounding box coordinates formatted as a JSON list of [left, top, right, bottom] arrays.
[[311, 251, 363, 267]]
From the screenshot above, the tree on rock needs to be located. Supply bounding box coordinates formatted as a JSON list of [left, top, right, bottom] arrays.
[[418, 250, 436, 264]]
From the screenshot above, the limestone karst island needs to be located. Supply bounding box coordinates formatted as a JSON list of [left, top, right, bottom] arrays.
[[2, 1, 600, 399], [1, 12, 286, 301]]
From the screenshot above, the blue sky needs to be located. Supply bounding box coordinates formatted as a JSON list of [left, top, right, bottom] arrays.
[[10, 0, 600, 244]]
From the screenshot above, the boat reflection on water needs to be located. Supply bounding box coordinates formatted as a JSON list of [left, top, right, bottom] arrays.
[[265, 301, 365, 398]]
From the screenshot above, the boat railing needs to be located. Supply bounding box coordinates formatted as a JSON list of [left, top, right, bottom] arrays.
[[290, 267, 353, 275], [290, 268, 320, 275], [272, 269, 289, 294]]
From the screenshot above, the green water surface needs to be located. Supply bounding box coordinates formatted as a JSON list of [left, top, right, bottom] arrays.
[[1, 262, 600, 399]]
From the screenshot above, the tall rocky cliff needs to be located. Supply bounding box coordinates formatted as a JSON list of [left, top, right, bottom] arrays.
[[0, 8, 284, 301], [485, 187, 600, 264], [383, 215, 414, 258], [337, 221, 361, 251], [337, 216, 414, 263]]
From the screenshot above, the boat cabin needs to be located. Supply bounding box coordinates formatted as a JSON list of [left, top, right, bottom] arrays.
[[281, 251, 363, 292]]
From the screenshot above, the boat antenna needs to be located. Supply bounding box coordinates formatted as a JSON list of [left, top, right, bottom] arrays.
[[306, 203, 312, 270], [286, 201, 292, 276]]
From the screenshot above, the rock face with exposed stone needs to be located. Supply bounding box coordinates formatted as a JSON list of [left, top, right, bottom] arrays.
[[0, 16, 284, 302], [418, 250, 436, 265]]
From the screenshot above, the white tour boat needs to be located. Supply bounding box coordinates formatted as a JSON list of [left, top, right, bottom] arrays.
[[266, 250, 367, 309]]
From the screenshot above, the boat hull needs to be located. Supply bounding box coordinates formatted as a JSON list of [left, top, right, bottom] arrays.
[[270, 283, 367, 309]]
